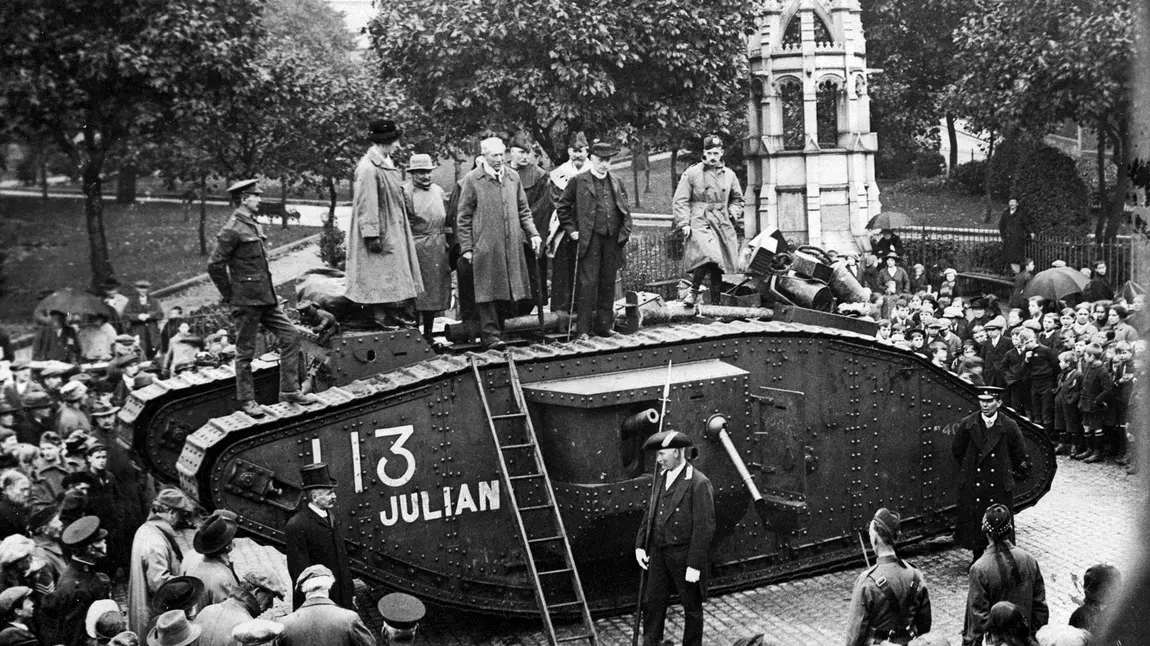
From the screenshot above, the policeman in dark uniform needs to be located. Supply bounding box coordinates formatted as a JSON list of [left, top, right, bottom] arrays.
[[40, 516, 112, 646], [843, 508, 932, 645], [207, 180, 318, 417], [634, 430, 715, 646], [377, 592, 426, 645]]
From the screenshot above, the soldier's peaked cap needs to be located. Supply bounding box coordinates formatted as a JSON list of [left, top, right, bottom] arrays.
[[642, 430, 693, 451], [226, 179, 262, 196], [377, 592, 426, 629]]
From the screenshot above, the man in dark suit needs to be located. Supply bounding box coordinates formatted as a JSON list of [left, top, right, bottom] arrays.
[[635, 431, 715, 646], [951, 388, 1031, 564], [979, 316, 1011, 388], [556, 140, 633, 339], [279, 565, 374, 646], [285, 463, 353, 610]]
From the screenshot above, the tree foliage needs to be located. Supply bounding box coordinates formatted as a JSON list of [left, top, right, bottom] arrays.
[[948, 0, 1133, 239], [367, 0, 758, 163], [0, 0, 263, 287]]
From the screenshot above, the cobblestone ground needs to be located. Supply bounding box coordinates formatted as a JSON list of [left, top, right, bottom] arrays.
[[221, 456, 1143, 646]]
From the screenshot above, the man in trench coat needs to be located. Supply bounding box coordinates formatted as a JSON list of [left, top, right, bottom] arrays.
[[951, 387, 1031, 563], [672, 134, 744, 306], [345, 119, 423, 329], [456, 137, 542, 348]]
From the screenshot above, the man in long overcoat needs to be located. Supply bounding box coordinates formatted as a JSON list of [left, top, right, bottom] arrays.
[[456, 137, 542, 348], [635, 431, 715, 646], [285, 463, 353, 610], [998, 198, 1031, 274], [510, 133, 554, 312], [403, 153, 452, 341], [128, 488, 194, 634], [951, 387, 1031, 562], [556, 140, 632, 338], [672, 134, 744, 306], [345, 119, 423, 329], [123, 280, 164, 358]]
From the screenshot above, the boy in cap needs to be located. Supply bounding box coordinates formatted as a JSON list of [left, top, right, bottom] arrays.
[[556, 139, 633, 338], [208, 179, 318, 417], [634, 430, 715, 646], [951, 387, 1031, 563], [979, 316, 1011, 388], [844, 508, 932, 645], [0, 586, 38, 646], [40, 516, 111, 646], [672, 134, 744, 306]]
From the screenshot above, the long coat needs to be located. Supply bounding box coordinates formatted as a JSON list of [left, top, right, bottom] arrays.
[[127, 517, 183, 634], [285, 506, 353, 610], [672, 163, 744, 273], [345, 147, 423, 305], [998, 205, 1031, 265], [635, 464, 716, 596], [950, 412, 1030, 550], [193, 597, 254, 646], [40, 559, 112, 646], [963, 542, 1048, 646], [186, 556, 239, 609], [278, 597, 375, 646], [123, 292, 164, 358], [456, 166, 540, 303], [405, 182, 452, 312]]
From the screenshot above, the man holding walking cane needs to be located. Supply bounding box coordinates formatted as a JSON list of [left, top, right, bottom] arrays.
[[634, 430, 715, 646]]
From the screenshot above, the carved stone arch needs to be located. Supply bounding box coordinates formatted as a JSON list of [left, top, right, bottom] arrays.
[[777, 0, 840, 47], [815, 72, 846, 89], [772, 74, 803, 93]]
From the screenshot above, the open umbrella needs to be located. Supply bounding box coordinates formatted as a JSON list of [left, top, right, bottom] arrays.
[[35, 287, 115, 319], [865, 211, 915, 230], [1022, 267, 1090, 301]]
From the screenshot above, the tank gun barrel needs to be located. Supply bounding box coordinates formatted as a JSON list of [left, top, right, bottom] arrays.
[[622, 408, 660, 433], [706, 414, 762, 503]]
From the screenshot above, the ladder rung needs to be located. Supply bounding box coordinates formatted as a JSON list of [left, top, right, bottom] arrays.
[[509, 473, 543, 481], [547, 601, 582, 610], [491, 412, 527, 420], [502, 442, 536, 450], [537, 567, 572, 577], [518, 504, 552, 512], [528, 535, 563, 544], [556, 635, 593, 644]]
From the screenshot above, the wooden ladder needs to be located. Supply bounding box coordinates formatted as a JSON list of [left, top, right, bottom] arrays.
[[471, 354, 599, 646]]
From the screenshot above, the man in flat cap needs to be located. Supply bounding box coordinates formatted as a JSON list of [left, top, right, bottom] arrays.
[[124, 280, 164, 359], [952, 387, 1031, 564], [55, 381, 91, 437], [285, 463, 353, 610], [41, 516, 112, 646], [979, 316, 1011, 389], [128, 488, 195, 633], [456, 136, 543, 348], [673, 134, 744, 306], [377, 592, 425, 645], [346, 119, 423, 331], [509, 133, 554, 313], [0, 585, 38, 646], [195, 571, 284, 646], [844, 508, 932, 646], [556, 140, 633, 339], [547, 131, 590, 315], [187, 510, 240, 607], [208, 179, 317, 417], [403, 153, 452, 342], [634, 430, 715, 646], [279, 565, 375, 646]]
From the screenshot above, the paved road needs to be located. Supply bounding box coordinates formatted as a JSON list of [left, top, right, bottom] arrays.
[[220, 456, 1142, 645]]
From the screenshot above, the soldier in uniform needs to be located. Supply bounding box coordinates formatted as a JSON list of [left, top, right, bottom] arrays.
[[207, 179, 318, 417], [634, 430, 715, 646], [285, 463, 353, 610], [672, 134, 744, 306], [844, 508, 932, 645], [40, 516, 112, 646], [376, 592, 425, 645], [951, 387, 1031, 563]]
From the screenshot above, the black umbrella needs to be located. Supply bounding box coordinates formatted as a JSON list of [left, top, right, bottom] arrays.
[[865, 211, 915, 230], [35, 287, 115, 319], [1022, 267, 1089, 301]]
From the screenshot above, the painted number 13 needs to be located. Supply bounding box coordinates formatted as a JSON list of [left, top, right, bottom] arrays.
[[374, 425, 416, 487]]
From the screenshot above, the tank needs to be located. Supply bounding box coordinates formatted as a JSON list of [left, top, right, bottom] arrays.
[[119, 299, 1056, 617]]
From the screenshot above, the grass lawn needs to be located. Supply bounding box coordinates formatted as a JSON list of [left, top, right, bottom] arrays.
[[0, 195, 320, 328]]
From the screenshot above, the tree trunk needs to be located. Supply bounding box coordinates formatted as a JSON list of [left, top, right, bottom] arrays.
[[632, 141, 641, 208], [326, 175, 337, 228], [946, 113, 959, 175], [199, 174, 209, 255], [116, 162, 137, 204], [39, 155, 48, 201], [670, 149, 679, 193], [1102, 116, 1130, 244], [281, 175, 290, 229], [983, 132, 995, 224], [83, 152, 114, 290], [1094, 124, 1108, 240]]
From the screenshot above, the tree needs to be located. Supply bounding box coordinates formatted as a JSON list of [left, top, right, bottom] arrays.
[[0, 0, 264, 288], [949, 0, 1133, 240], [367, 0, 758, 163]]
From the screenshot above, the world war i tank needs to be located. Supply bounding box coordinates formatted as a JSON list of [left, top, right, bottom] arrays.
[[116, 251, 1057, 620]]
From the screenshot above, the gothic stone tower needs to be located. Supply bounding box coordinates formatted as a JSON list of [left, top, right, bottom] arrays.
[[744, 0, 880, 253]]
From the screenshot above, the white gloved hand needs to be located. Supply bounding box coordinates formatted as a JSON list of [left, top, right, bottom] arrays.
[[569, 231, 580, 241], [138, 313, 148, 321], [685, 567, 700, 583], [635, 548, 649, 570], [681, 225, 692, 239], [531, 235, 543, 254]]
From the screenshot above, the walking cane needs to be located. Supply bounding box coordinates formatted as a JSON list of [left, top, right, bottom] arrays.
[[632, 361, 672, 646], [532, 241, 545, 335], [567, 234, 580, 339]]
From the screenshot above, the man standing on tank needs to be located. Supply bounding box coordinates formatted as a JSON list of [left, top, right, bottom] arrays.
[[207, 180, 317, 417], [509, 133, 553, 313], [547, 132, 591, 314], [635, 430, 715, 646]]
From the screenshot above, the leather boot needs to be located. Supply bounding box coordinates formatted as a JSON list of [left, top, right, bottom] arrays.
[[1113, 427, 1129, 465], [240, 400, 266, 417], [1071, 434, 1092, 460], [1083, 436, 1106, 463], [280, 391, 319, 406], [1053, 433, 1071, 455]]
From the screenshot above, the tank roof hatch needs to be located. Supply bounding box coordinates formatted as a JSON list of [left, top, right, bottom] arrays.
[[521, 359, 749, 408]]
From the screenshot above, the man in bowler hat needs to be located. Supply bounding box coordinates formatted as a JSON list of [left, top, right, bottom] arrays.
[[285, 463, 353, 609], [188, 509, 241, 608], [207, 179, 317, 417], [634, 430, 715, 646], [556, 140, 633, 339]]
